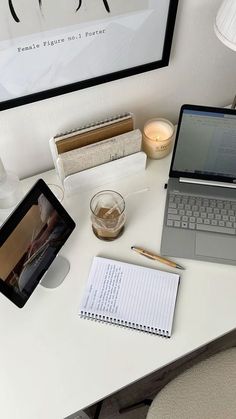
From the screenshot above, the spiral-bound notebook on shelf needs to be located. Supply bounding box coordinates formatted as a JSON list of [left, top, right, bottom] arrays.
[[79, 257, 180, 337]]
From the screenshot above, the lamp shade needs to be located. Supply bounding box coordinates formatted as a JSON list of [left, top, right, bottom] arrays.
[[215, 0, 236, 50]]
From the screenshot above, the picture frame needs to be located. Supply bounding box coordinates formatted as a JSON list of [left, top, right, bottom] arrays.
[[0, 0, 179, 110]]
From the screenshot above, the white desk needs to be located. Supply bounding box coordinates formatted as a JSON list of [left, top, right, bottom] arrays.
[[0, 156, 235, 419]]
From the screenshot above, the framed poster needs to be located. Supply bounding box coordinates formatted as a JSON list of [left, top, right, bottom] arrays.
[[0, 0, 179, 110]]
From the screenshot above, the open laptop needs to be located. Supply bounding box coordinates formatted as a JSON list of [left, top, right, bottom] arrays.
[[161, 104, 236, 265]]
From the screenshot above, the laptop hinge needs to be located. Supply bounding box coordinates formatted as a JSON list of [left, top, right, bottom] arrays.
[[179, 177, 236, 189]]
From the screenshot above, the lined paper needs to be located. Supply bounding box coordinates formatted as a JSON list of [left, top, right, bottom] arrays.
[[79, 257, 180, 337]]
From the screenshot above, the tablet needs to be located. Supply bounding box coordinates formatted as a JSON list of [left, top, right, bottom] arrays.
[[0, 179, 76, 308]]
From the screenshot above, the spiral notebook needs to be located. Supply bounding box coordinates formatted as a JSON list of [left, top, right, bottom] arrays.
[[53, 113, 134, 154], [79, 257, 180, 337]]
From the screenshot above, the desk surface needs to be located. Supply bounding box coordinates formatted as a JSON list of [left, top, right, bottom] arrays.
[[0, 156, 235, 419]]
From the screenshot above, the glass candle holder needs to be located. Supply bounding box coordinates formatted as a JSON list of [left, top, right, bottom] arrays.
[[142, 118, 175, 159]]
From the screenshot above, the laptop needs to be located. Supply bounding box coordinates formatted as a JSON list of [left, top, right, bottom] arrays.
[[161, 104, 236, 265]]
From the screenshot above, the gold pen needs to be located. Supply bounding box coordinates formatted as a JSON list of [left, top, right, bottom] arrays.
[[131, 246, 185, 270]]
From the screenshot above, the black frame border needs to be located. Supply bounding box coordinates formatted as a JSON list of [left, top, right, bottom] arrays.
[[0, 0, 179, 111]]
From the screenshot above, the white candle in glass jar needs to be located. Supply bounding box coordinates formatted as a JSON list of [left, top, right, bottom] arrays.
[[142, 118, 175, 159]]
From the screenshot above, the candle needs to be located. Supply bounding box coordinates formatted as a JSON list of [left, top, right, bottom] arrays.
[[142, 118, 175, 159]]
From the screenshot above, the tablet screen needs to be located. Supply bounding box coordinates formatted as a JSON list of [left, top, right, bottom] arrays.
[[0, 179, 75, 308]]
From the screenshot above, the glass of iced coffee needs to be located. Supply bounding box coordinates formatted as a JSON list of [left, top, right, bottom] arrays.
[[90, 190, 125, 241]]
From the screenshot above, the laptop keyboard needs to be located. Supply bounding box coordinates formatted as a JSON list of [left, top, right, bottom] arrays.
[[166, 193, 236, 235]]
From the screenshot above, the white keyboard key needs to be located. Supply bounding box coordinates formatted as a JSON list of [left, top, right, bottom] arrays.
[[168, 208, 178, 214], [174, 221, 181, 227], [208, 213, 214, 219], [168, 214, 181, 221]]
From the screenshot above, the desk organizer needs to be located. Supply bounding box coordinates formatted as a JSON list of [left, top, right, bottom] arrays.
[[63, 151, 147, 195], [49, 114, 147, 195]]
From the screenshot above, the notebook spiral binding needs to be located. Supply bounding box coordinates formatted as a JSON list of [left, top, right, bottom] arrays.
[[55, 113, 132, 138], [80, 311, 170, 338]]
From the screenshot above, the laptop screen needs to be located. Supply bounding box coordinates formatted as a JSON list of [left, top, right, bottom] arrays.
[[170, 105, 236, 182]]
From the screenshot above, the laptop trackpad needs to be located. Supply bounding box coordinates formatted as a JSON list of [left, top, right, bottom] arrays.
[[195, 232, 236, 260]]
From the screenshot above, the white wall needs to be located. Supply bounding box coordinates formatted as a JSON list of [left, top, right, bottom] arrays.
[[1, 0, 236, 179]]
